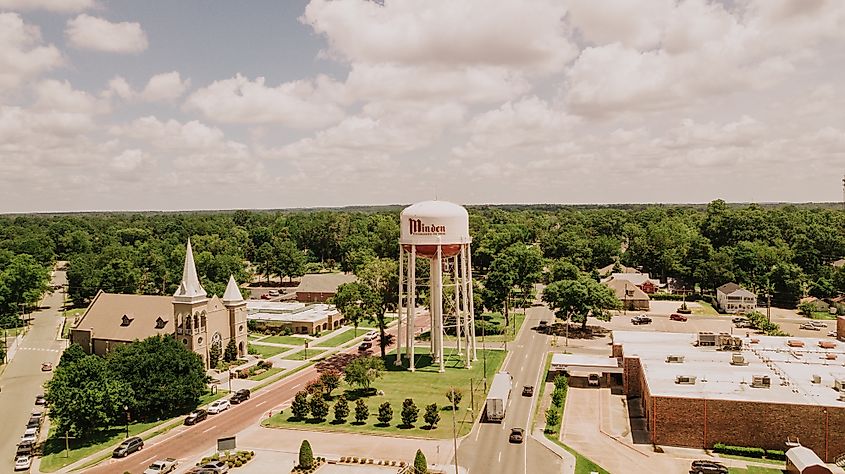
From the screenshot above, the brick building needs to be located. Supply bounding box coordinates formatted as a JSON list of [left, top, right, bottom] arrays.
[[614, 331, 845, 463]]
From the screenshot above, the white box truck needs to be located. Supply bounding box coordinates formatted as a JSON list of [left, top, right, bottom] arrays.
[[485, 372, 513, 422]]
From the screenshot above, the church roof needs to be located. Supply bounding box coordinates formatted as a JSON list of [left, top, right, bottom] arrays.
[[173, 239, 207, 303], [222, 275, 244, 305], [73, 291, 174, 342]]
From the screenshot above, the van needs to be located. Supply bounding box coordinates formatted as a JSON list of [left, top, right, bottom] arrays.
[[113, 436, 144, 458]]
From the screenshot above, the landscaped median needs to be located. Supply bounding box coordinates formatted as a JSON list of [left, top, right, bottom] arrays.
[[262, 348, 505, 438]]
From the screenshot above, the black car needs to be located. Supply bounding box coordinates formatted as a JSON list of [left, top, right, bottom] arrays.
[[184, 409, 208, 425], [690, 460, 728, 474], [522, 385, 534, 396], [631, 315, 652, 325], [230, 388, 251, 404], [35, 394, 46, 406], [508, 428, 525, 444], [358, 341, 372, 351], [26, 416, 41, 430], [538, 321, 548, 333], [112, 436, 143, 458]]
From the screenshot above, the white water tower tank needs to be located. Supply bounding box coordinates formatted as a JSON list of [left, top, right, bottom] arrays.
[[399, 200, 471, 258]]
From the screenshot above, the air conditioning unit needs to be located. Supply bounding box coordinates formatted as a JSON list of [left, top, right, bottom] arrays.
[[835, 379, 845, 391], [675, 375, 697, 385], [811, 374, 821, 384], [666, 355, 685, 363], [751, 375, 771, 388], [731, 353, 748, 366]]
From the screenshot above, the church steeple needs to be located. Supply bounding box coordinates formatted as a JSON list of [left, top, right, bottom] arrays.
[[222, 275, 244, 306], [173, 239, 207, 303]]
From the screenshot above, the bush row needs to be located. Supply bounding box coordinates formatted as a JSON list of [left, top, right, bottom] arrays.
[[712, 443, 785, 461]]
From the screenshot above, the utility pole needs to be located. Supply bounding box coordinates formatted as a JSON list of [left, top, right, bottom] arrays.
[[451, 398, 459, 474]]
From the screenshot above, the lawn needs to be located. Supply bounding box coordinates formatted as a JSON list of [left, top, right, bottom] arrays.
[[263, 348, 506, 438], [282, 348, 328, 360], [692, 301, 719, 316], [727, 467, 784, 474], [248, 343, 286, 359], [64, 308, 86, 318], [261, 335, 308, 345], [247, 334, 264, 341], [808, 311, 837, 320], [318, 328, 363, 347], [423, 312, 527, 344], [720, 454, 786, 466], [248, 367, 284, 381]]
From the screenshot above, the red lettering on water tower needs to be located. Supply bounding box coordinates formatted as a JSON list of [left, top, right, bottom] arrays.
[[408, 218, 447, 235]]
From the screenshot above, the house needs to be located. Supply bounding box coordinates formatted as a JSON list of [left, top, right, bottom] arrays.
[[603, 273, 663, 294], [604, 279, 650, 311], [597, 262, 639, 277], [71, 241, 248, 368], [294, 273, 357, 303], [832, 259, 845, 269], [716, 283, 757, 314]]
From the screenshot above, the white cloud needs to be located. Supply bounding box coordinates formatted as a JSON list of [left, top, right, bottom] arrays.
[[34, 79, 109, 114], [0, 13, 62, 93], [0, 0, 93, 12], [141, 71, 190, 102], [102, 76, 134, 100], [65, 14, 148, 53], [185, 74, 345, 128]]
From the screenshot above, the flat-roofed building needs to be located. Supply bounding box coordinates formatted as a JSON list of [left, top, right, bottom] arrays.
[[247, 303, 343, 335], [294, 273, 357, 303]]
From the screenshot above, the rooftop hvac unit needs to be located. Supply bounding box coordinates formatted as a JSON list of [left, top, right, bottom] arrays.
[[835, 379, 845, 391], [666, 355, 685, 363], [812, 375, 822, 384], [731, 353, 748, 366], [675, 375, 697, 385], [751, 375, 771, 388]]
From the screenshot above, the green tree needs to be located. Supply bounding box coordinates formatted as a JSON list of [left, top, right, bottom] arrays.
[[483, 244, 543, 326], [254, 242, 274, 284], [208, 341, 221, 369], [414, 449, 428, 474], [319, 370, 342, 398], [58, 343, 87, 367], [298, 440, 314, 469], [355, 258, 399, 357], [542, 274, 620, 330], [446, 387, 462, 410], [310, 395, 329, 421], [343, 355, 385, 391], [377, 401, 393, 425], [273, 238, 306, 282], [423, 403, 440, 429], [223, 338, 238, 362], [545, 408, 561, 433], [291, 391, 309, 420], [401, 398, 418, 427], [333, 395, 349, 423], [332, 282, 377, 337], [354, 399, 369, 424]]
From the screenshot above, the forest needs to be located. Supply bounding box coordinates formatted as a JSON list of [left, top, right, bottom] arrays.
[[1, 200, 844, 330]]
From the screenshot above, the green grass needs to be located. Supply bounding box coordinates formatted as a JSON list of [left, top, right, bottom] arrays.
[[247, 334, 264, 341], [727, 467, 784, 474], [692, 301, 719, 316], [424, 312, 527, 344], [248, 367, 284, 381], [263, 348, 506, 438], [318, 328, 363, 347], [261, 335, 308, 345], [282, 348, 327, 360], [532, 353, 553, 428], [248, 343, 286, 359], [808, 311, 837, 320], [720, 454, 786, 466], [64, 308, 85, 318]]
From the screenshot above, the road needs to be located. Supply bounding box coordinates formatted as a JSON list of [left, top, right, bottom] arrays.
[[85, 313, 431, 474], [0, 269, 66, 471], [458, 305, 563, 474]]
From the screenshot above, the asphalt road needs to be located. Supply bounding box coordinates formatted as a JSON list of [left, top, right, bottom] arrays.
[[0, 269, 66, 471], [85, 313, 431, 474], [458, 305, 562, 474]]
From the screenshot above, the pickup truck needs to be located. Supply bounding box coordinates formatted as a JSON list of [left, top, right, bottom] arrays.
[[144, 458, 178, 474]]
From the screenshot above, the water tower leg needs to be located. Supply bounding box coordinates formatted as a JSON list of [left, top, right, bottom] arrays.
[[454, 255, 462, 357], [430, 256, 439, 363], [461, 245, 472, 369], [467, 243, 478, 362], [435, 245, 445, 373], [408, 246, 416, 372], [396, 245, 403, 366]]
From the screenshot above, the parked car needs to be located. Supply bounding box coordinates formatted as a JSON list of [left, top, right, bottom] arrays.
[[201, 460, 230, 473], [16, 441, 34, 456], [207, 399, 230, 414], [809, 320, 827, 327], [631, 315, 652, 325], [829, 331, 838, 337], [588, 373, 600, 387], [508, 427, 525, 444], [538, 320, 549, 332], [112, 436, 144, 458], [143, 458, 178, 474], [41, 362, 53, 371], [364, 331, 378, 341], [35, 394, 46, 405], [670, 313, 688, 322], [800, 323, 821, 331], [20, 428, 38, 443], [268, 289, 279, 297], [260, 293, 270, 300], [26, 415, 41, 430], [184, 409, 208, 425], [14, 454, 32, 471], [358, 341, 372, 351], [731, 317, 747, 324], [522, 385, 534, 396], [230, 388, 251, 404], [690, 460, 728, 474], [734, 320, 750, 328]]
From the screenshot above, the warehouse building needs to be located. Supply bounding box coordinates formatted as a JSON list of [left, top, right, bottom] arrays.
[[613, 331, 845, 463]]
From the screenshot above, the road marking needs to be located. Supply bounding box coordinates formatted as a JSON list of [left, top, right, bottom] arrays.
[[141, 454, 156, 464], [498, 452, 502, 463], [201, 425, 217, 433], [256, 401, 267, 407]]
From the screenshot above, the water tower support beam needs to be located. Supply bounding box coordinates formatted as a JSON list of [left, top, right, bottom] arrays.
[[435, 244, 445, 373], [466, 243, 477, 361], [408, 246, 416, 372], [461, 245, 472, 369], [396, 245, 403, 366]]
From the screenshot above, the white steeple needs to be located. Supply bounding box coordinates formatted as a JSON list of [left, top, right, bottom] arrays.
[[222, 275, 244, 305], [173, 239, 207, 303]]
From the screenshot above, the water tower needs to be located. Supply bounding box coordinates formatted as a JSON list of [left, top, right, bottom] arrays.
[[397, 201, 477, 373]]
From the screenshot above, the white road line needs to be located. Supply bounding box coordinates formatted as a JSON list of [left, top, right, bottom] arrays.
[[256, 401, 267, 407], [498, 452, 502, 463], [141, 454, 156, 464], [201, 425, 217, 433]]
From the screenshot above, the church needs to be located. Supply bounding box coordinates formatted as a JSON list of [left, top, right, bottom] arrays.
[[70, 240, 249, 368]]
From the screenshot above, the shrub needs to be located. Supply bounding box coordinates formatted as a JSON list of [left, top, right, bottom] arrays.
[[446, 387, 463, 409], [401, 398, 418, 427], [545, 408, 561, 432], [423, 403, 440, 428], [713, 443, 785, 459], [299, 440, 314, 469], [291, 391, 309, 420], [553, 375, 568, 391], [305, 378, 325, 396], [551, 387, 566, 407], [333, 395, 349, 423], [310, 395, 329, 421], [377, 401, 393, 425], [413, 449, 427, 474]]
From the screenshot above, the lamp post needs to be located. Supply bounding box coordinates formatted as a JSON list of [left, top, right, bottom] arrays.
[[123, 405, 129, 438]]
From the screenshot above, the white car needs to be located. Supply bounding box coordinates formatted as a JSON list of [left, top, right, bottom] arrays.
[[14, 455, 32, 471], [268, 289, 279, 297], [364, 331, 378, 341], [20, 431, 37, 444], [207, 399, 230, 414]]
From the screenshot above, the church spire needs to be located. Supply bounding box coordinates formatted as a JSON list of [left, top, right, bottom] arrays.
[[222, 275, 244, 305], [173, 239, 207, 303]]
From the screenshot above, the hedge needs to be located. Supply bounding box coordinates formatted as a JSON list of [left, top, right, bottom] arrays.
[[649, 293, 699, 301], [713, 443, 785, 461]]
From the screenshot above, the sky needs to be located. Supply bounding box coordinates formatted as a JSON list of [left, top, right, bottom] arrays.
[[1, 0, 844, 213]]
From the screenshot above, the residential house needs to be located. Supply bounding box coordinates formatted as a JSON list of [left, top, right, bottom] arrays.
[[604, 279, 650, 311], [603, 273, 662, 294], [716, 283, 757, 314]]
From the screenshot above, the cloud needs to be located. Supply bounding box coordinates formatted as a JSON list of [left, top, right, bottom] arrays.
[[34, 79, 109, 114], [65, 14, 148, 53], [102, 76, 134, 100], [185, 74, 346, 128], [0, 13, 62, 93], [0, 0, 93, 12], [141, 71, 190, 102]]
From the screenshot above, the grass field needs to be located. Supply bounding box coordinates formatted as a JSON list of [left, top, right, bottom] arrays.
[[727, 467, 784, 474], [261, 335, 308, 345], [692, 301, 719, 316], [318, 328, 362, 347], [248, 367, 284, 381], [248, 343, 286, 359], [808, 311, 837, 320], [263, 348, 505, 438], [282, 348, 327, 360], [423, 312, 527, 344]]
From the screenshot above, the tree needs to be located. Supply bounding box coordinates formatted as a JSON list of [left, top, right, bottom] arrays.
[[423, 403, 440, 429], [542, 274, 620, 330], [484, 244, 543, 326], [223, 338, 238, 362], [332, 282, 377, 337], [414, 449, 428, 474], [356, 258, 399, 357], [273, 238, 306, 282], [377, 401, 393, 425], [310, 395, 329, 421], [208, 341, 221, 369], [333, 395, 349, 423], [446, 387, 462, 410], [254, 242, 274, 283], [798, 301, 816, 316], [292, 391, 309, 420], [299, 440, 314, 469], [401, 398, 418, 427], [343, 355, 385, 391], [319, 370, 342, 398], [545, 408, 561, 433], [107, 335, 205, 420], [58, 343, 87, 367], [354, 399, 369, 424]]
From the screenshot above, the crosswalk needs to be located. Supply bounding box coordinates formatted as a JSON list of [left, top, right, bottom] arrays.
[[17, 347, 62, 353]]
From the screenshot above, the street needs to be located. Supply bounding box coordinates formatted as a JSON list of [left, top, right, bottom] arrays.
[[458, 304, 563, 474], [0, 268, 66, 472]]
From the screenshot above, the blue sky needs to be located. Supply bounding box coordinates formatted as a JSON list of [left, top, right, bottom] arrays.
[[1, 0, 844, 212]]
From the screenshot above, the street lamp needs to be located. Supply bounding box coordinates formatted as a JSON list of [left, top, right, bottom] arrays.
[[123, 405, 129, 438]]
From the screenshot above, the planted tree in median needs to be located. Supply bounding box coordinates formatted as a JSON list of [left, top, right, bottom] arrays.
[[291, 391, 309, 420], [414, 449, 428, 474], [319, 370, 341, 398], [545, 407, 561, 433], [333, 395, 349, 423], [377, 401, 393, 426], [299, 440, 314, 469], [354, 399, 369, 424], [310, 395, 329, 421], [423, 403, 440, 429], [401, 398, 418, 428], [344, 355, 385, 392]]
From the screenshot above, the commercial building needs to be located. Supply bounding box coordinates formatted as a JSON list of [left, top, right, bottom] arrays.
[[614, 330, 845, 463], [716, 282, 757, 313], [71, 241, 248, 368], [246, 301, 343, 335], [549, 353, 622, 388], [294, 273, 357, 303]]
